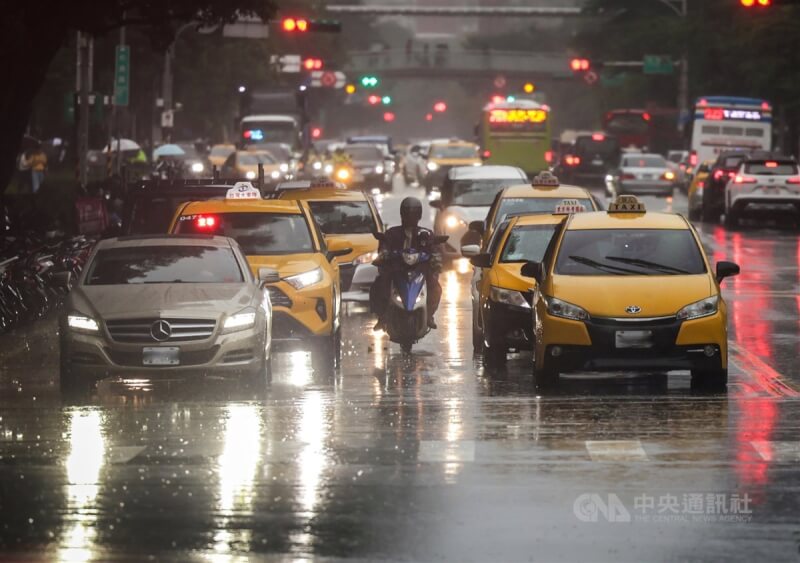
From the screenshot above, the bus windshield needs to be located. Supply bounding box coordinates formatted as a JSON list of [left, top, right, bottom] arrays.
[[241, 120, 298, 145]]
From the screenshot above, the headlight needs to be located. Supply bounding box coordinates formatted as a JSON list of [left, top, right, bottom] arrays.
[[270, 170, 281, 179], [375, 164, 384, 174], [544, 296, 589, 321], [313, 161, 323, 170], [324, 164, 334, 174], [444, 215, 465, 230], [336, 168, 351, 181], [490, 286, 530, 309], [676, 296, 718, 320], [427, 162, 439, 172], [472, 162, 482, 167], [279, 163, 289, 173], [245, 170, 257, 180], [223, 309, 256, 332], [354, 251, 378, 265], [67, 314, 99, 332], [191, 162, 204, 173], [284, 267, 323, 289]]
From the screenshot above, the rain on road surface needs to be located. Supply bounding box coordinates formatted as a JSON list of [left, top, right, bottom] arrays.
[[1, 180, 799, 562]]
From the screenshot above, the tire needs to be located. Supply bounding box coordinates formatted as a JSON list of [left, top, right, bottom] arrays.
[[312, 328, 340, 375], [482, 337, 506, 367], [401, 341, 413, 354], [533, 357, 559, 388], [691, 368, 728, 391]]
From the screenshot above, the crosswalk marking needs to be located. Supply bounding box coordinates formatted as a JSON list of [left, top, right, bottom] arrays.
[[585, 440, 648, 462], [750, 441, 800, 462]]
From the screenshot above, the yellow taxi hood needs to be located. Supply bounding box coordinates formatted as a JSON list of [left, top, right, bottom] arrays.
[[431, 158, 481, 166], [243, 253, 324, 277], [325, 233, 377, 263], [550, 274, 713, 318], [492, 263, 537, 293]]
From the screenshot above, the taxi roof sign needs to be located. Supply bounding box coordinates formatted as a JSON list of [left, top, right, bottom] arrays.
[[226, 182, 262, 200], [608, 195, 646, 213], [554, 199, 587, 215], [531, 171, 560, 188]]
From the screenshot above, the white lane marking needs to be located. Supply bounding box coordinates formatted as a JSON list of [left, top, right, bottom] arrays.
[[108, 445, 147, 464], [418, 440, 476, 463], [585, 440, 648, 462], [751, 441, 800, 462]]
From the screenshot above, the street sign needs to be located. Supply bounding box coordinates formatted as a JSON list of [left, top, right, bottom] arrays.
[[310, 71, 347, 89], [223, 16, 270, 39], [113, 45, 130, 106], [161, 110, 174, 128], [271, 54, 301, 73], [494, 75, 507, 89], [643, 55, 674, 75], [583, 70, 599, 85]]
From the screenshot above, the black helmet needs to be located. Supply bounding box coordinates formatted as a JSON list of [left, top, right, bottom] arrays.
[[400, 197, 423, 228]]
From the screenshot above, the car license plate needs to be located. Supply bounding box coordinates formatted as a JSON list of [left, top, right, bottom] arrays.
[[143, 347, 180, 366], [642, 174, 653, 180], [592, 158, 604, 166], [615, 330, 653, 349], [761, 186, 780, 195]]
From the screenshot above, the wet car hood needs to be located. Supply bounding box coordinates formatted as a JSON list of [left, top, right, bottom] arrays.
[[244, 254, 323, 278], [73, 284, 254, 319], [550, 274, 714, 318]]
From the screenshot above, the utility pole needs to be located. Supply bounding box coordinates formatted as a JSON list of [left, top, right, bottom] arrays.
[[76, 32, 90, 188], [654, 0, 689, 133], [114, 25, 126, 175]]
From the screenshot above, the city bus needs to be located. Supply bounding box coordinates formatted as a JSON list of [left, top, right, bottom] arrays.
[[603, 108, 681, 153], [690, 96, 772, 165], [477, 99, 552, 177]]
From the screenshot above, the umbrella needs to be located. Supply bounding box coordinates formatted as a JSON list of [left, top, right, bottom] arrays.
[[103, 138, 141, 153], [153, 144, 186, 158]]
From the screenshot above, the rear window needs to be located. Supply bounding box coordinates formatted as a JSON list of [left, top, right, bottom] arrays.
[[307, 201, 377, 235], [85, 246, 243, 285], [450, 179, 520, 206], [494, 197, 594, 227], [606, 114, 649, 135], [744, 162, 798, 175], [500, 225, 560, 263], [555, 229, 706, 276], [575, 137, 620, 158], [345, 146, 383, 160], [720, 155, 746, 169], [623, 156, 667, 168], [176, 213, 314, 255]]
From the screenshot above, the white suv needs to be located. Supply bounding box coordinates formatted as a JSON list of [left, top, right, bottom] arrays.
[[724, 157, 800, 228]]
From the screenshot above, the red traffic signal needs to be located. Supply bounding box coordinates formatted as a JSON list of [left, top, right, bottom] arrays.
[[570, 58, 590, 72], [282, 18, 309, 32], [383, 112, 396, 123], [740, 0, 771, 5], [311, 127, 322, 139], [433, 101, 447, 113], [303, 58, 323, 70], [367, 95, 381, 105], [425, 113, 433, 122]]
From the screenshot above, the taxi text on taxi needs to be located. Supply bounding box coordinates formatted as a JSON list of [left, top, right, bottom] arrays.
[[519, 194, 740, 388], [168, 182, 351, 369]]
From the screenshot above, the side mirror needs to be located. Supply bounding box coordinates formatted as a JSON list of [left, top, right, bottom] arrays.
[[461, 244, 480, 258], [469, 253, 492, 269], [373, 231, 385, 242], [258, 267, 280, 284], [326, 239, 353, 261], [520, 261, 544, 285], [468, 220, 485, 235], [715, 261, 740, 283], [429, 200, 443, 210], [53, 271, 73, 289]]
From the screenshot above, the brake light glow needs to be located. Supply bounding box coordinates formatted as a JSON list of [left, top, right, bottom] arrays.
[[544, 150, 554, 164], [734, 175, 757, 184], [591, 133, 605, 141], [765, 161, 778, 168], [564, 155, 581, 166], [621, 173, 636, 180], [663, 171, 676, 181], [482, 149, 491, 159], [689, 151, 698, 166], [642, 112, 651, 121], [697, 181, 705, 188], [196, 215, 217, 229], [786, 177, 800, 185], [713, 169, 724, 180]]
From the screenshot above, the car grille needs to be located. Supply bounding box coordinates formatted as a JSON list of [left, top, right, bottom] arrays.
[[266, 286, 292, 308], [105, 318, 216, 343], [106, 347, 218, 367]]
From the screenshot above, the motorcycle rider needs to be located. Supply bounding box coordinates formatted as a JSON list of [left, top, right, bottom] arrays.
[[371, 197, 442, 331]]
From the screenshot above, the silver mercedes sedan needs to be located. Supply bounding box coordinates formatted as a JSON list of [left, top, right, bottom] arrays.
[[59, 235, 273, 391]]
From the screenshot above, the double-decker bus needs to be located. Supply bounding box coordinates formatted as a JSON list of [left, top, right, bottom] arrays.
[[477, 99, 553, 177], [690, 96, 772, 165]]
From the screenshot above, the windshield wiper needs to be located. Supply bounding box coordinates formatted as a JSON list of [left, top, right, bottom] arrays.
[[604, 256, 690, 274], [567, 255, 638, 275]]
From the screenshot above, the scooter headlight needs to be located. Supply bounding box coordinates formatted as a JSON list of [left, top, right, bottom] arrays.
[[312, 161, 323, 170], [427, 162, 439, 172], [403, 252, 420, 266], [354, 251, 379, 265]]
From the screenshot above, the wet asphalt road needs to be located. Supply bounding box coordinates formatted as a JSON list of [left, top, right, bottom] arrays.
[[1, 178, 799, 562]]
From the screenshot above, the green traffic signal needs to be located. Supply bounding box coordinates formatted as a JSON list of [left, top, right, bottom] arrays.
[[382, 95, 392, 105], [360, 76, 379, 88]]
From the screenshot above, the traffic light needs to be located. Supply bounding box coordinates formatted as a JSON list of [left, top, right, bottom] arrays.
[[433, 101, 447, 113], [311, 127, 322, 139], [523, 82, 535, 94], [303, 58, 323, 70], [360, 76, 379, 88], [345, 84, 356, 95], [740, 0, 771, 5], [382, 95, 392, 105], [425, 113, 433, 122], [383, 112, 396, 122], [570, 58, 591, 72], [367, 95, 381, 105], [280, 17, 342, 32]]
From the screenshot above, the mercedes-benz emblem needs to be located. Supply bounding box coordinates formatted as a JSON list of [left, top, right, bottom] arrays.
[[625, 305, 642, 315], [150, 320, 172, 342]]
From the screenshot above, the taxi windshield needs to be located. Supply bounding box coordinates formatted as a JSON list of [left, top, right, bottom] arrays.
[[85, 246, 244, 285], [500, 225, 560, 263], [308, 201, 376, 234], [494, 197, 594, 227], [430, 145, 479, 159], [555, 229, 706, 276], [176, 213, 314, 255], [450, 179, 520, 206]]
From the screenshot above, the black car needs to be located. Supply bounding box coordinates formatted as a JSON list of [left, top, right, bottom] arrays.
[[702, 151, 750, 222], [343, 144, 391, 192], [555, 133, 620, 186]]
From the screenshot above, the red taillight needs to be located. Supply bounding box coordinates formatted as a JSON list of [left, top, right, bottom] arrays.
[[196, 215, 217, 229], [713, 169, 724, 180], [243, 130, 252, 139], [642, 112, 651, 122], [697, 181, 705, 188], [689, 151, 698, 167], [621, 173, 636, 180], [786, 176, 800, 185], [734, 175, 756, 184], [591, 133, 605, 141], [544, 150, 554, 164], [765, 161, 778, 168], [564, 155, 581, 166], [482, 149, 491, 159]]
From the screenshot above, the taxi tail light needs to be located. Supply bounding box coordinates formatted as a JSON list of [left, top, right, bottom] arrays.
[[621, 172, 636, 180], [544, 150, 554, 164], [786, 176, 800, 185], [765, 161, 778, 168], [734, 175, 756, 184], [196, 215, 218, 229]]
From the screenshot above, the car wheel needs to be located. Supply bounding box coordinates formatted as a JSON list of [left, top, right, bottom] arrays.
[[533, 357, 558, 388], [691, 368, 728, 391], [312, 328, 340, 375], [482, 337, 506, 367]]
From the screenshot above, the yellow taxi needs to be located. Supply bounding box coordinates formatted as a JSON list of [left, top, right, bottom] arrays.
[[469, 171, 600, 248], [423, 140, 482, 192], [687, 160, 713, 221], [274, 181, 384, 301], [168, 183, 351, 370], [521, 195, 740, 389], [462, 199, 587, 365], [208, 143, 236, 169], [219, 150, 286, 184]]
